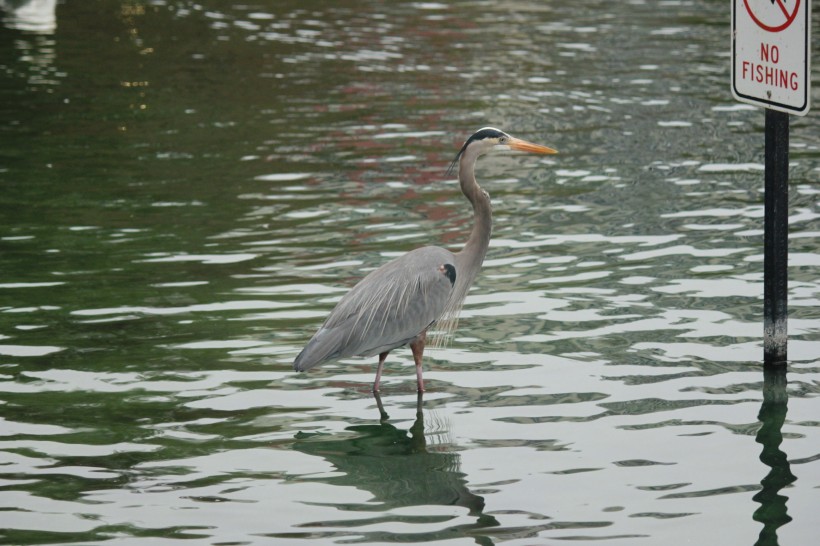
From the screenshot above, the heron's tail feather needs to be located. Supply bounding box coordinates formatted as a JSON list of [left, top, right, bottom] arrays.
[[293, 327, 344, 372]]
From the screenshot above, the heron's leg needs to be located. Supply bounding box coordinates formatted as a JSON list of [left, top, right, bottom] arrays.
[[409, 331, 427, 392], [373, 391, 389, 422], [373, 351, 389, 392]]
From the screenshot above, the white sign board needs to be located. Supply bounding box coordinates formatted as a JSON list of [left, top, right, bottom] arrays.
[[732, 0, 811, 115]]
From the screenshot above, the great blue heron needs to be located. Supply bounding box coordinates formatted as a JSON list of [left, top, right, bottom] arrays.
[[293, 127, 557, 391]]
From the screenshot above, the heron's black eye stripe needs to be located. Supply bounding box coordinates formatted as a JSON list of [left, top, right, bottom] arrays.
[[447, 128, 507, 175], [472, 128, 505, 141]]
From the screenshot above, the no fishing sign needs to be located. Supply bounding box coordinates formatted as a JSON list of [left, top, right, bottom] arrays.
[[732, 0, 811, 115]]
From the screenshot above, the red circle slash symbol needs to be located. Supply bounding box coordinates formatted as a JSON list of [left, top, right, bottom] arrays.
[[743, 0, 800, 32]]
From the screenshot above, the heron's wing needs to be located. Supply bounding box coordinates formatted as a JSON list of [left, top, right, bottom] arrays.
[[294, 246, 456, 371]]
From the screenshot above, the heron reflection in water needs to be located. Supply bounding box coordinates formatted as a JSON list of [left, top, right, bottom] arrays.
[[294, 128, 557, 391], [292, 392, 499, 543]]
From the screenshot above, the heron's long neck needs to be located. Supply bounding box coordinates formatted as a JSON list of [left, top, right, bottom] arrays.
[[456, 153, 492, 279], [431, 148, 493, 344]]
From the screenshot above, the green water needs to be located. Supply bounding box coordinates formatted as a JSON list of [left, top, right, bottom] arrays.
[[1, 1, 818, 544]]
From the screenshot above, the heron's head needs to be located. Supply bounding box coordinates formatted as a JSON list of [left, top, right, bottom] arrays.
[[448, 127, 557, 174]]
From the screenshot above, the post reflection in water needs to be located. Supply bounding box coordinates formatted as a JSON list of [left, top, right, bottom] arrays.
[[753, 367, 796, 546], [292, 392, 499, 544]]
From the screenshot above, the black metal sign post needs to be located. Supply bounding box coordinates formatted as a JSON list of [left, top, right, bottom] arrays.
[[732, 0, 811, 368], [763, 109, 789, 366]]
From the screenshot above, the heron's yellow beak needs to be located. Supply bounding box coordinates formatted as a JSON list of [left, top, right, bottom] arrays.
[[507, 137, 557, 155]]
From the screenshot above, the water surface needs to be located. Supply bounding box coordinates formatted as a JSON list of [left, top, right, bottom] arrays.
[[1, 1, 818, 544]]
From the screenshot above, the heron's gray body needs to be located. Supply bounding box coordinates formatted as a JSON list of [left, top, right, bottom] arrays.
[[293, 246, 457, 371], [292, 127, 556, 391]]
